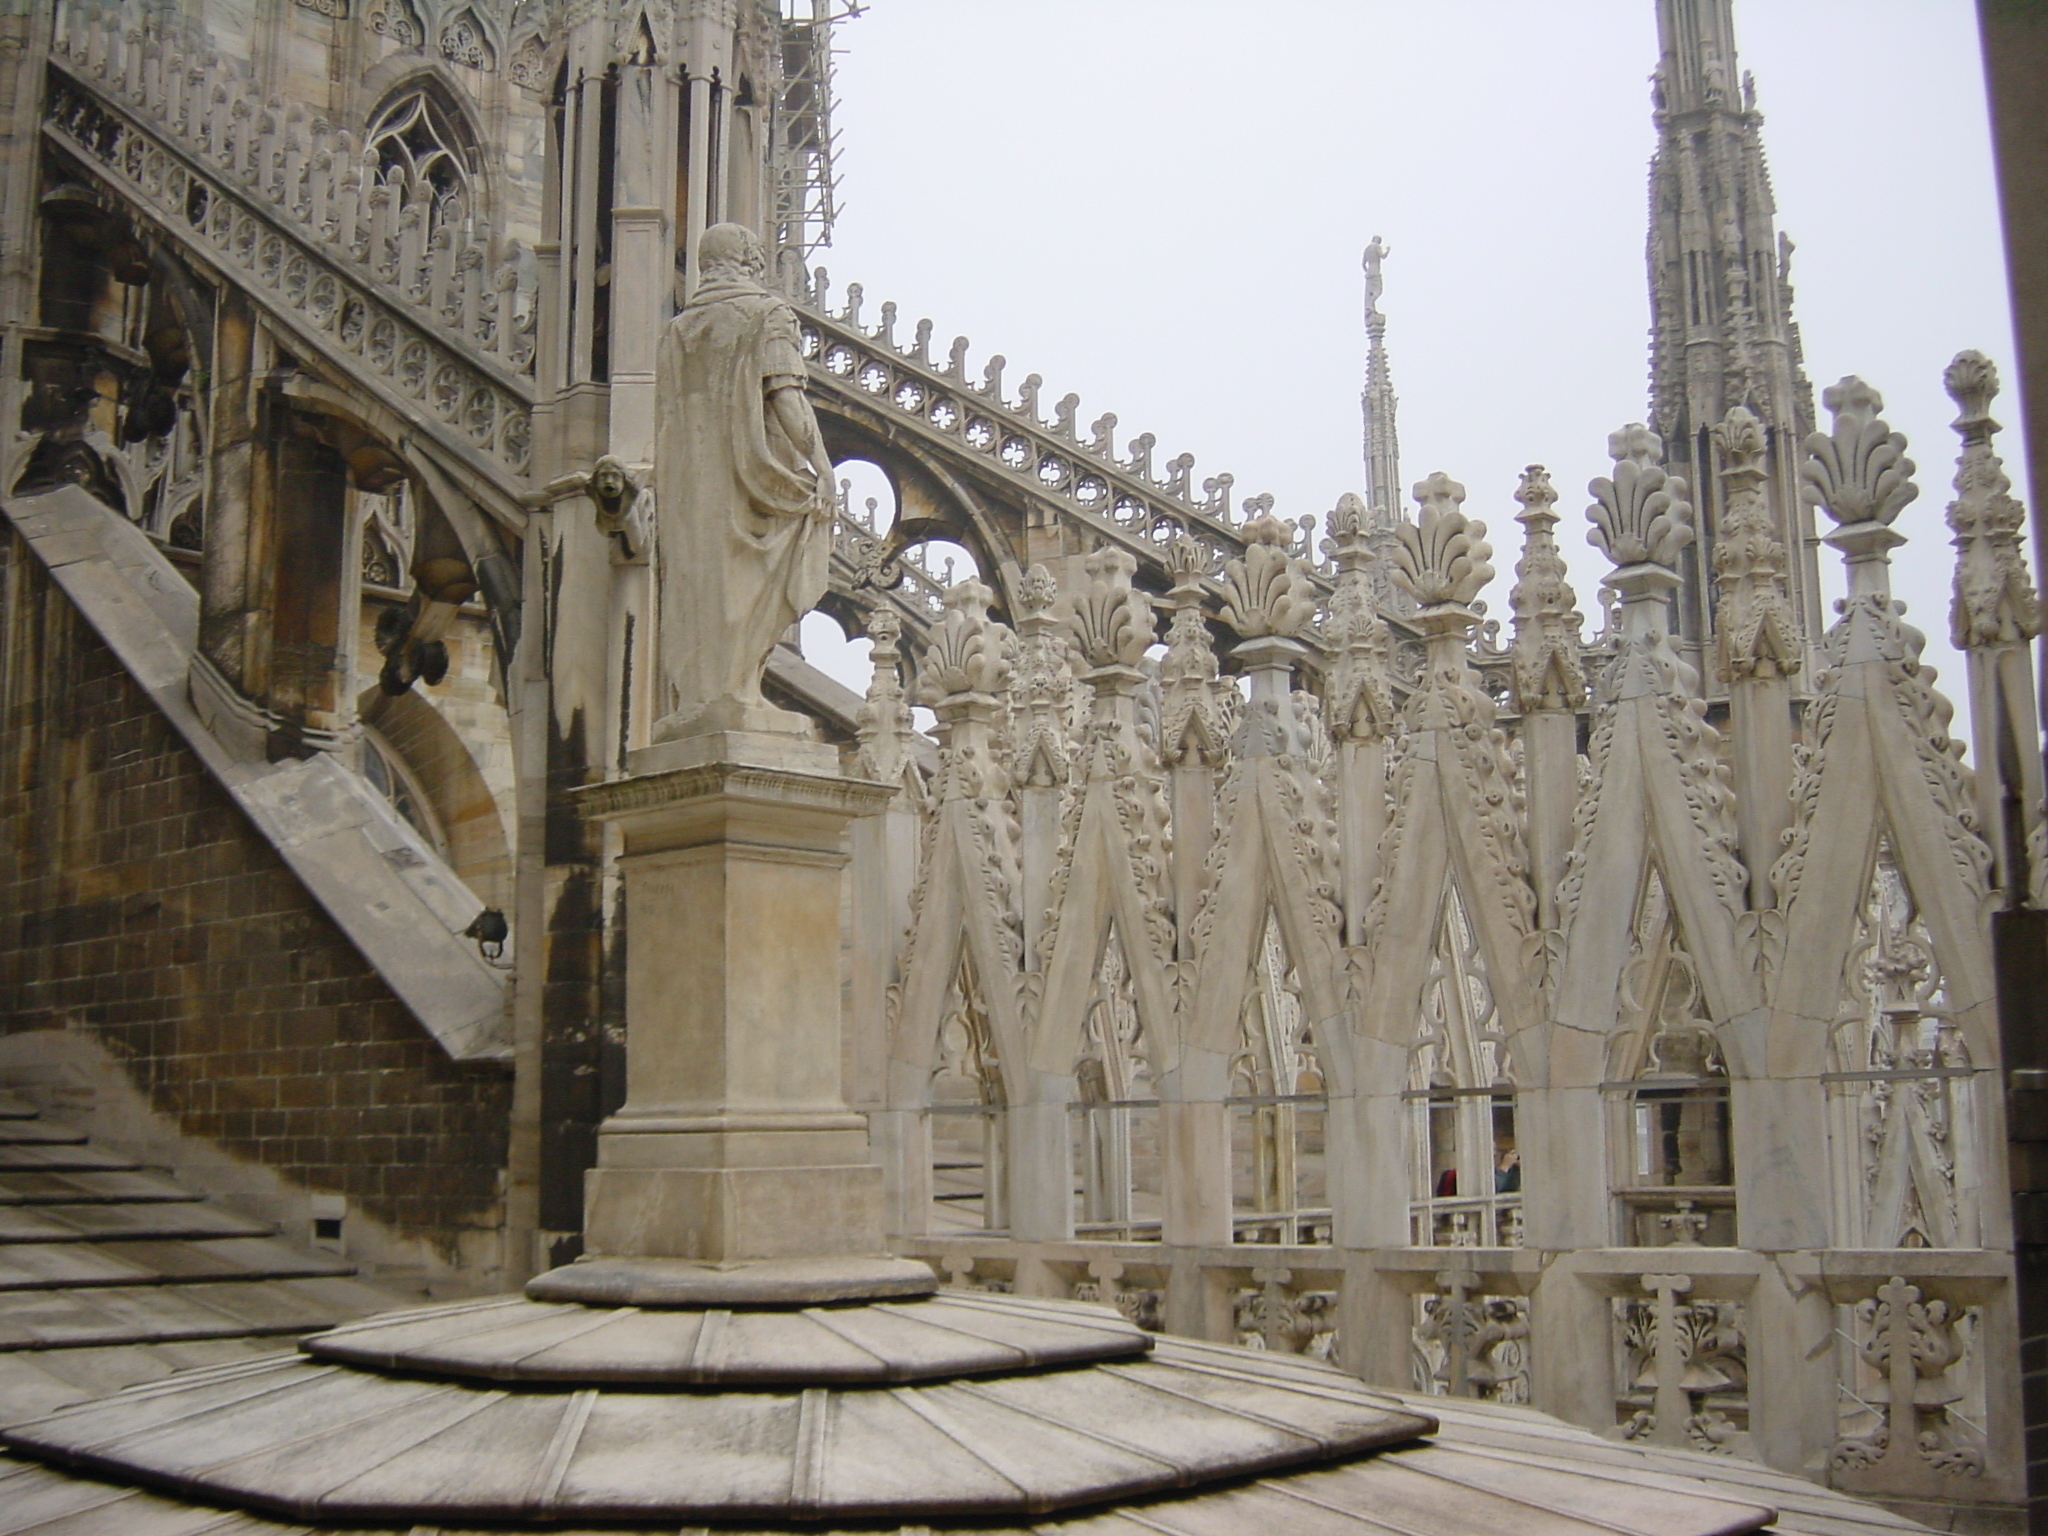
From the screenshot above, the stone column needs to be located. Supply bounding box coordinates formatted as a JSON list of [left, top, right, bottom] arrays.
[[199, 291, 260, 682], [573, 730, 892, 1261], [606, 63, 675, 465]]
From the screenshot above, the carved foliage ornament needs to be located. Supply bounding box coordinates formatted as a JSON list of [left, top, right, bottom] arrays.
[[1219, 514, 1317, 640], [1801, 376, 1919, 529], [1711, 406, 1801, 683], [1392, 473, 1492, 608], [1158, 539, 1234, 766], [1506, 465, 1587, 711], [1588, 425, 1693, 571], [1067, 546, 1155, 671], [916, 581, 1013, 706], [1943, 350, 2039, 650]]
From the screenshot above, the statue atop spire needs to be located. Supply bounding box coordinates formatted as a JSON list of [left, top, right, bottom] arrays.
[[1360, 236, 1402, 533]]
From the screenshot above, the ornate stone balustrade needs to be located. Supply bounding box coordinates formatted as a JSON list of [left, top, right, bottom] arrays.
[[797, 299, 1322, 588], [855, 379, 2038, 1512], [45, 13, 533, 491], [902, 1234, 2010, 1497]]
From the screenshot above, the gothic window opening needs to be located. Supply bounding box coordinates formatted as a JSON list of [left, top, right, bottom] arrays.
[[1070, 928, 1162, 1240], [356, 480, 414, 592], [1825, 846, 1980, 1250], [1229, 911, 1329, 1246], [927, 955, 1007, 1236], [1608, 871, 1735, 1247], [359, 725, 447, 854], [365, 82, 483, 246], [1406, 883, 1519, 1248]]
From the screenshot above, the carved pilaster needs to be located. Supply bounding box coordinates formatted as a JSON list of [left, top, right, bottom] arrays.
[[1009, 565, 1071, 968], [1943, 351, 2044, 897], [1506, 466, 1585, 937], [1158, 537, 1232, 961], [1712, 406, 1798, 910], [1324, 492, 1396, 948]]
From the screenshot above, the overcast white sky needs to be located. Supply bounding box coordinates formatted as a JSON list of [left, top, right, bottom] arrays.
[[798, 0, 2018, 754]]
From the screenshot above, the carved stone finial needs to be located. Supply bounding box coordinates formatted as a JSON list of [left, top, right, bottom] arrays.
[[1508, 465, 1587, 711], [1800, 376, 1919, 529], [1067, 546, 1155, 670], [1392, 473, 1492, 608], [1009, 563, 1075, 788], [1945, 349, 1999, 432], [1326, 493, 1397, 741], [1163, 532, 1205, 591], [1159, 539, 1234, 764], [853, 606, 915, 787], [916, 580, 1012, 705], [1219, 515, 1318, 640], [1943, 351, 2040, 650], [1588, 426, 1693, 572], [1711, 406, 1801, 683], [1053, 392, 1080, 440], [1325, 490, 1372, 556], [1514, 464, 1558, 525]]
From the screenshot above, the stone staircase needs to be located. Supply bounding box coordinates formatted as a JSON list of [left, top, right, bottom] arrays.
[[49, 2, 1276, 653], [0, 1091, 410, 1422]]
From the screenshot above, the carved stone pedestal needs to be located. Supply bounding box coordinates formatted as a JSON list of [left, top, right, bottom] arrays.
[[572, 730, 894, 1261]]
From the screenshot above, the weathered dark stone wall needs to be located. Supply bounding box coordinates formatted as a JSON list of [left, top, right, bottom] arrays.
[[0, 529, 511, 1259]]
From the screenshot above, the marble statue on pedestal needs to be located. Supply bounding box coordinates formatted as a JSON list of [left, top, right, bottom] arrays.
[[652, 222, 834, 738]]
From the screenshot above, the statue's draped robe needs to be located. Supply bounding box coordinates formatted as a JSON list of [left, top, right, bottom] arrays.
[[653, 274, 827, 725]]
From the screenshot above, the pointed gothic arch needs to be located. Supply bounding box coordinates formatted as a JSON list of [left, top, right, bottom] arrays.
[[360, 66, 497, 245], [1821, 842, 1984, 1251], [1404, 882, 1521, 1247]]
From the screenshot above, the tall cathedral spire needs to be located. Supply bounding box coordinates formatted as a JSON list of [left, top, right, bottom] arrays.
[[1361, 236, 1402, 531], [1647, 0, 1821, 677]]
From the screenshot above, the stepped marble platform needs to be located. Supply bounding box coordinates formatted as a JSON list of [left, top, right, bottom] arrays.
[[0, 1249, 1945, 1536]]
